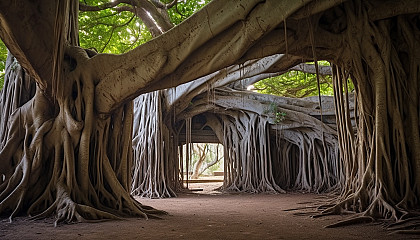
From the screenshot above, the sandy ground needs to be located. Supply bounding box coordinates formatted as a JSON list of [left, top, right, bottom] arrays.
[[0, 183, 419, 240]]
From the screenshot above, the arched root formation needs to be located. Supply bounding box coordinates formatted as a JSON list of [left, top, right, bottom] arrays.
[[168, 88, 343, 194]]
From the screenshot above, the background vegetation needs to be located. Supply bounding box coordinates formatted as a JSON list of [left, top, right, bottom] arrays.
[[254, 70, 333, 97], [253, 61, 336, 98], [0, 40, 5, 89]]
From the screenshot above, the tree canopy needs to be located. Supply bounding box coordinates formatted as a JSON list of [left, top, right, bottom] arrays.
[[78, 0, 210, 53], [254, 66, 334, 97], [0, 0, 419, 234]]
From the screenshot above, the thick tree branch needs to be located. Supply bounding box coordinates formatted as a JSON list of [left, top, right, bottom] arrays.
[[93, 0, 334, 114], [115, 6, 136, 13], [132, 0, 173, 36], [164, 54, 292, 117], [291, 63, 332, 75], [0, 0, 56, 93]]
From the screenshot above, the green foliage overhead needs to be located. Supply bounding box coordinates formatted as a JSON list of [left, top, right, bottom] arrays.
[[0, 0, 210, 89], [253, 62, 343, 98], [79, 0, 210, 54], [79, 0, 148, 54], [166, 0, 211, 25], [254, 70, 334, 98]]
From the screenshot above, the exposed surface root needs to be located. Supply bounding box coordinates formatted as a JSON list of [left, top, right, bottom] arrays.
[[283, 206, 319, 212], [324, 216, 373, 228], [0, 46, 162, 224]]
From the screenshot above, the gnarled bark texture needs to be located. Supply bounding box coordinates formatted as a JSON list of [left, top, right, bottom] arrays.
[[131, 91, 177, 198], [130, 0, 420, 232], [0, 47, 161, 224], [0, 52, 36, 151], [0, 0, 419, 231], [319, 3, 420, 232], [0, 0, 163, 223]]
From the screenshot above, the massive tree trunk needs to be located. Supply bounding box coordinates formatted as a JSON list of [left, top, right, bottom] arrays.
[[0, 0, 419, 229], [320, 3, 420, 231], [0, 0, 163, 223], [0, 43, 163, 225]]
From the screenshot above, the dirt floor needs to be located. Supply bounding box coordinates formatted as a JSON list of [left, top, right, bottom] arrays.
[[1, 183, 419, 240]]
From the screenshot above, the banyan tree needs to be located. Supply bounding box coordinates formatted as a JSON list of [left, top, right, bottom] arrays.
[[0, 0, 419, 233]]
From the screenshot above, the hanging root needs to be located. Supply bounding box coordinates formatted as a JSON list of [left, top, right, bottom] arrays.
[[314, 1, 420, 235], [131, 92, 176, 199]]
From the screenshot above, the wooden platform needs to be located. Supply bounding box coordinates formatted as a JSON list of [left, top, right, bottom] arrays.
[[183, 178, 224, 183]]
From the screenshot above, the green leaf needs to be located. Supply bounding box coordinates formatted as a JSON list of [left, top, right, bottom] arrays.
[[79, 0, 210, 54], [0, 39, 6, 90], [254, 63, 337, 98]]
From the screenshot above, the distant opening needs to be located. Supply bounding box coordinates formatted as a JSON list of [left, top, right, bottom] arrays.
[[178, 115, 224, 194], [181, 143, 224, 194]]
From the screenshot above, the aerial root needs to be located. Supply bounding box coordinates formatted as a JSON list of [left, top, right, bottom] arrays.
[[9, 191, 26, 222], [55, 199, 82, 226], [0, 168, 23, 206], [101, 159, 166, 219], [324, 216, 374, 228], [0, 116, 54, 222], [27, 180, 57, 217], [74, 205, 122, 222]]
